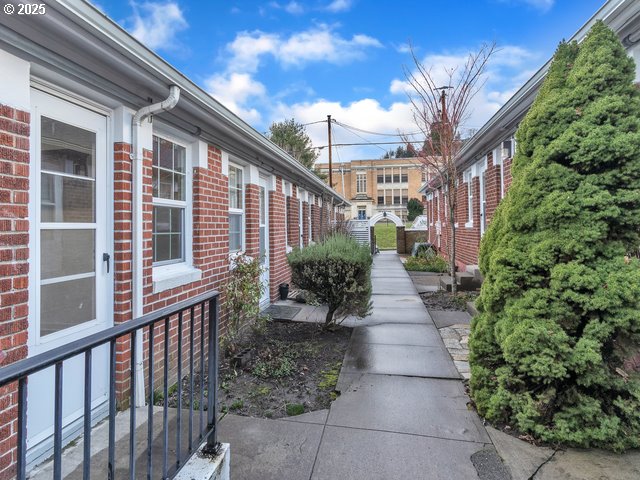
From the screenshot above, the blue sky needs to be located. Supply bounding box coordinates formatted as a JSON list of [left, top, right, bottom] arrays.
[[98, 0, 604, 162]]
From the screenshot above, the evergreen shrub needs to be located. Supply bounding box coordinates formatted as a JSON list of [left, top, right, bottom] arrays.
[[469, 22, 640, 451]]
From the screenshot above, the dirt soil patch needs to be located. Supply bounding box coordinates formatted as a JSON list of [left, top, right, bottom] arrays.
[[420, 290, 478, 311], [158, 320, 351, 419]]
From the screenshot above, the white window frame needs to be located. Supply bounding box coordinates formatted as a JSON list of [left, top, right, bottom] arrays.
[[228, 162, 245, 255], [464, 168, 473, 228], [152, 134, 189, 266], [151, 130, 202, 293]]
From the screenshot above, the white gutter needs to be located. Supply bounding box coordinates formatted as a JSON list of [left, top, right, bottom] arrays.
[[131, 85, 181, 407]]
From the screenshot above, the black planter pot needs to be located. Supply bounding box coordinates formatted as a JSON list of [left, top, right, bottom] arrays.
[[279, 283, 289, 300]]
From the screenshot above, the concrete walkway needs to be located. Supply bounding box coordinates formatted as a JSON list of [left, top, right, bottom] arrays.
[[218, 251, 493, 479]]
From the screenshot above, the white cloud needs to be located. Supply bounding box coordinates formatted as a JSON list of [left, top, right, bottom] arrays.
[[284, 1, 304, 14], [394, 43, 412, 54], [205, 72, 267, 124], [127, 1, 188, 51], [503, 0, 554, 12], [267, 1, 305, 14], [388, 45, 540, 132], [325, 0, 353, 13], [226, 25, 382, 72], [270, 98, 415, 162]]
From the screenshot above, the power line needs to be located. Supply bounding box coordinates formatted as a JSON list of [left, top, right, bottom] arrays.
[[316, 140, 421, 149], [333, 119, 423, 138]]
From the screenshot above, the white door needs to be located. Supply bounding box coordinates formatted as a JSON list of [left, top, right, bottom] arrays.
[[27, 90, 111, 466], [258, 176, 270, 307]]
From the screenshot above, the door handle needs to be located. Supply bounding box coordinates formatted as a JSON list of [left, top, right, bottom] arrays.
[[103, 253, 111, 273]]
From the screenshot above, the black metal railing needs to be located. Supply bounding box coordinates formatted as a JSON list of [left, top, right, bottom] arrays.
[[0, 290, 220, 480]]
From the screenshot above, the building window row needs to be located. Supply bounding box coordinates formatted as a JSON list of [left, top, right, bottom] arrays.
[[376, 188, 408, 206], [376, 167, 408, 185]]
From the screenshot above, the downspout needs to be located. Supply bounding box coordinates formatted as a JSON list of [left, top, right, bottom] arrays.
[[131, 86, 181, 407]]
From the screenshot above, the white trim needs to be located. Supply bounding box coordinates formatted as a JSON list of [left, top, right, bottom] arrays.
[[152, 263, 202, 294]]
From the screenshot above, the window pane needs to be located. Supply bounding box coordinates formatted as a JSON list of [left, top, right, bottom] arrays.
[[41, 174, 95, 223], [229, 214, 242, 252], [155, 206, 171, 233], [235, 187, 243, 210], [174, 144, 186, 173], [259, 226, 266, 258], [41, 117, 95, 178], [41, 229, 94, 280], [158, 137, 173, 170], [158, 169, 172, 199], [153, 206, 184, 263], [174, 172, 185, 201], [154, 235, 171, 262], [41, 277, 96, 336]]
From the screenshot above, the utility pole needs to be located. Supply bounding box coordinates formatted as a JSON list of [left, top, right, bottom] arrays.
[[327, 114, 333, 189]]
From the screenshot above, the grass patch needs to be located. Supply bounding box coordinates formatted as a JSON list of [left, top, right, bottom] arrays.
[[318, 362, 342, 391], [286, 403, 305, 416], [404, 255, 449, 273], [374, 221, 397, 250]]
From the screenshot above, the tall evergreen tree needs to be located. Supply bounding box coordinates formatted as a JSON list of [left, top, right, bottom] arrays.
[[469, 22, 640, 451], [268, 118, 319, 170]]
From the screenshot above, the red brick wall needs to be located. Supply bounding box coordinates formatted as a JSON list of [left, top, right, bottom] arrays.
[[269, 177, 290, 299], [428, 152, 515, 270], [112, 144, 230, 404], [311, 202, 320, 242], [245, 183, 260, 259], [287, 196, 300, 248], [0, 105, 29, 480], [301, 202, 309, 246]]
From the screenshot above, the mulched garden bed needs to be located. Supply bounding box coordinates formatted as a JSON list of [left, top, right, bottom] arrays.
[[420, 290, 479, 311], [157, 320, 351, 419]]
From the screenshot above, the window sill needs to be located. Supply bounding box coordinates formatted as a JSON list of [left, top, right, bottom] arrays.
[[152, 263, 202, 294], [286, 245, 293, 254], [465, 221, 474, 229]]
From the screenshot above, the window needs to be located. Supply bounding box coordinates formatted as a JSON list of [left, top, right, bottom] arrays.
[[229, 164, 244, 252], [357, 207, 366, 220], [377, 189, 384, 205], [393, 168, 400, 183], [402, 189, 408, 205], [152, 135, 186, 264], [394, 193, 401, 205], [377, 169, 384, 184], [464, 169, 473, 226], [356, 172, 367, 193], [401, 168, 408, 183], [385, 172, 392, 183]]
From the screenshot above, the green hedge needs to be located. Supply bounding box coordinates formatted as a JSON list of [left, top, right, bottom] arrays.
[[288, 234, 372, 327]]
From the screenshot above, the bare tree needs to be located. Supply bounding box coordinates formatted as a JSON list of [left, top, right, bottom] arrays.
[[403, 43, 496, 294]]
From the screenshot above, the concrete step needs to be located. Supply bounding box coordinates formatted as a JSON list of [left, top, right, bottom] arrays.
[[456, 272, 482, 290], [438, 275, 479, 292]]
